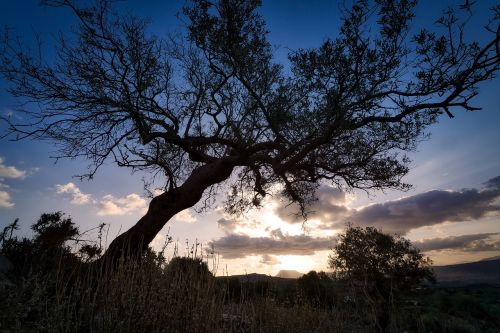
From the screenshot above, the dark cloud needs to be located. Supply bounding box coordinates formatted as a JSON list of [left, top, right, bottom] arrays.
[[210, 231, 334, 259], [217, 218, 237, 233], [217, 217, 258, 234], [350, 181, 500, 234], [259, 254, 280, 265], [484, 176, 500, 189], [413, 233, 500, 252], [272, 176, 500, 234], [213, 176, 500, 259], [275, 185, 350, 224]]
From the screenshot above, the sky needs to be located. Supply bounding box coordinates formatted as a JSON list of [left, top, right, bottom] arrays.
[[0, 0, 499, 276]]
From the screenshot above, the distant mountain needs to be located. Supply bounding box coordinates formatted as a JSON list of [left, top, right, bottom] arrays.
[[225, 273, 271, 283], [433, 259, 500, 286], [221, 259, 500, 286], [275, 270, 304, 279]]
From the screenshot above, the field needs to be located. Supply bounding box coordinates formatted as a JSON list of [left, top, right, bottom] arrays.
[[1, 251, 499, 333]]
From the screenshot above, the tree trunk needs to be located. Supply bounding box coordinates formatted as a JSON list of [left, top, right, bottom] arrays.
[[98, 160, 235, 265]]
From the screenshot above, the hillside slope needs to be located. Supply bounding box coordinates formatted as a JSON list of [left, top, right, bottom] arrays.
[[433, 259, 500, 286]]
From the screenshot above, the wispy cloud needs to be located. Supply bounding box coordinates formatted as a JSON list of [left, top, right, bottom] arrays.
[[0, 157, 26, 179]]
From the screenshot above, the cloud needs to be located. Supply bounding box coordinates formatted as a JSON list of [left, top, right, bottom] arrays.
[[0, 157, 26, 179], [212, 175, 500, 260], [280, 176, 500, 235], [210, 231, 334, 259], [97, 193, 147, 216], [217, 218, 237, 232], [275, 185, 351, 224], [259, 254, 280, 265], [0, 191, 14, 208], [174, 209, 196, 223], [55, 182, 92, 205], [55, 182, 148, 216], [413, 233, 500, 252], [217, 217, 259, 233], [0, 157, 30, 208], [349, 180, 500, 234]]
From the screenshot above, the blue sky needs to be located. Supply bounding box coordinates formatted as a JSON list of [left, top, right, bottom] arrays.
[[1, 1, 499, 275]]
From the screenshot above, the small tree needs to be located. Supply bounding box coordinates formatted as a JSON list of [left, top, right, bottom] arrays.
[[1, 212, 82, 277], [1, 0, 499, 262], [329, 225, 434, 330]]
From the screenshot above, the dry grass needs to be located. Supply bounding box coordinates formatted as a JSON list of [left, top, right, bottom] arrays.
[[0, 253, 393, 333]]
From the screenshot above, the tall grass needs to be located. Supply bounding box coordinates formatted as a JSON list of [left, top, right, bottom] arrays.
[[1, 216, 497, 333], [0, 248, 394, 333], [2, 251, 499, 332]]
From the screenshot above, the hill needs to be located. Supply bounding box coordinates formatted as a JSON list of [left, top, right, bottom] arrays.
[[275, 270, 304, 279], [433, 259, 500, 286], [220, 259, 500, 286]]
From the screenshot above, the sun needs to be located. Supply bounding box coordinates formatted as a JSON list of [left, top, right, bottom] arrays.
[[275, 253, 329, 274]]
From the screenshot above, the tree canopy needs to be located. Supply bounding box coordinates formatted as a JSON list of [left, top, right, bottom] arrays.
[[329, 226, 435, 290], [329, 225, 435, 330], [1, 0, 499, 260]]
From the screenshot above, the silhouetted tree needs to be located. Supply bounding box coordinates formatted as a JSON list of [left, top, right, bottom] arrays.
[[1, 0, 499, 262], [31, 212, 79, 250], [297, 270, 336, 307], [329, 225, 435, 331], [1, 212, 82, 277]]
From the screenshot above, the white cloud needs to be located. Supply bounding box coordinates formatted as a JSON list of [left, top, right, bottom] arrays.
[[0, 157, 26, 179], [55, 182, 92, 205], [0, 191, 14, 208], [97, 193, 147, 216], [0, 157, 30, 208], [174, 209, 197, 223], [55, 181, 148, 216]]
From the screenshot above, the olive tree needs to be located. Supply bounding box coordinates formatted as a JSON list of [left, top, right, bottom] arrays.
[[1, 0, 499, 262], [329, 226, 435, 291], [329, 226, 435, 330]]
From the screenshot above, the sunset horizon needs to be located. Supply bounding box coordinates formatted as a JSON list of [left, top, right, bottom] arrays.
[[1, 0, 499, 277]]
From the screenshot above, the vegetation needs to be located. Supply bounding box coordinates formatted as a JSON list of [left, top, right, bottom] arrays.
[[1, 0, 499, 261], [1, 214, 499, 332], [329, 226, 436, 331]]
